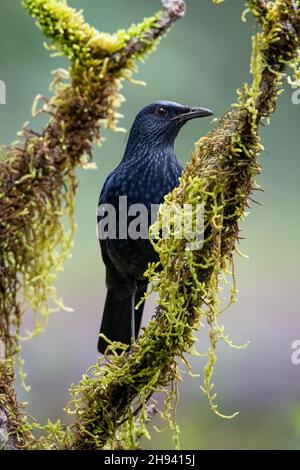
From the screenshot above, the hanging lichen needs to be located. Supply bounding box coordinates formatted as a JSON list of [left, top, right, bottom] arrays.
[[0, 0, 186, 449], [56, 0, 300, 451], [1, 0, 300, 451]]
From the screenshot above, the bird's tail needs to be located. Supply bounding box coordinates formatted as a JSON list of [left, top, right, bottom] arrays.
[[98, 282, 147, 354]]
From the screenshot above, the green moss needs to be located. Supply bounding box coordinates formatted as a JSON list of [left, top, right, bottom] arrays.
[[0, 0, 181, 451], [0, 360, 33, 449], [49, 0, 300, 450]]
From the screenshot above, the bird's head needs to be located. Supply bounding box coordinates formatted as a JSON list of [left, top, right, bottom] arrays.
[[126, 100, 214, 149]]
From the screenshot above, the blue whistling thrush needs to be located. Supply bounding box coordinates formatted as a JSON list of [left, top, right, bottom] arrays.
[[97, 101, 213, 354]]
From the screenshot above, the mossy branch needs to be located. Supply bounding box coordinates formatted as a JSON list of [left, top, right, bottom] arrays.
[[62, 0, 300, 450], [0, 0, 186, 450]]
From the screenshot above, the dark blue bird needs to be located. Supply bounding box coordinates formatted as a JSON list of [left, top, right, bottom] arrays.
[[97, 100, 213, 354]]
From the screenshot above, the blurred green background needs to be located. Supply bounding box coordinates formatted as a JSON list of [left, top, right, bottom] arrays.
[[1, 0, 300, 450]]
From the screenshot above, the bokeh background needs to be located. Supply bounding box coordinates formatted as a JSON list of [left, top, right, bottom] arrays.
[[1, 0, 300, 450]]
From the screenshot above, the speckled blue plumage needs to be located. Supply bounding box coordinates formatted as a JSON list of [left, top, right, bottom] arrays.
[[97, 100, 213, 353]]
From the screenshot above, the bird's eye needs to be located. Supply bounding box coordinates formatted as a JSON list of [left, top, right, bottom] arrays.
[[156, 106, 168, 117]]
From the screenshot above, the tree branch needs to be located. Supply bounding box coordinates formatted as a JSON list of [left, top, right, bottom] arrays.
[[65, 0, 300, 449], [0, 360, 32, 450], [1, 0, 299, 451], [0, 0, 186, 450]]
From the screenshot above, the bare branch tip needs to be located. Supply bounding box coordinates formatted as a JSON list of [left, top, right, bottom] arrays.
[[162, 0, 187, 18]]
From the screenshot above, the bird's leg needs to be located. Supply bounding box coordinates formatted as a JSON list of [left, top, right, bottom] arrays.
[[130, 289, 137, 347]]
